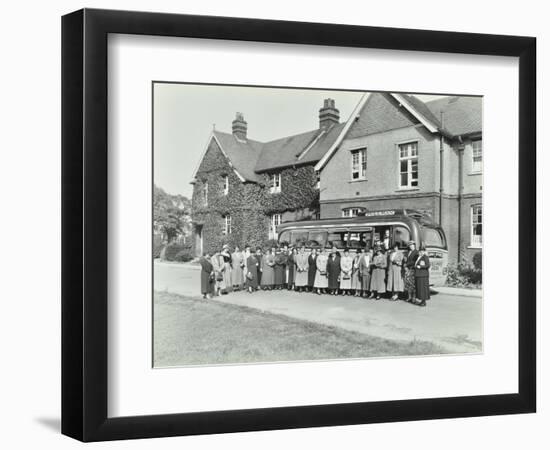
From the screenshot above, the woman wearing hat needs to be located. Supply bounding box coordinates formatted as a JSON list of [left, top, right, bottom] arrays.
[[369, 246, 387, 300], [221, 244, 233, 293], [245, 248, 260, 293], [387, 242, 405, 300], [404, 240, 419, 303], [314, 248, 329, 294], [327, 248, 341, 295], [359, 246, 373, 298], [294, 246, 309, 292], [231, 245, 245, 291], [414, 245, 431, 306]]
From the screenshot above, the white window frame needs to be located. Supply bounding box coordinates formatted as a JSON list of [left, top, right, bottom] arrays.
[[270, 173, 281, 193], [315, 171, 320, 190], [398, 141, 419, 189], [204, 181, 208, 206], [269, 213, 282, 239], [472, 139, 482, 173], [222, 175, 229, 195], [470, 204, 482, 248], [223, 214, 232, 235], [350, 147, 367, 181], [342, 207, 364, 218]]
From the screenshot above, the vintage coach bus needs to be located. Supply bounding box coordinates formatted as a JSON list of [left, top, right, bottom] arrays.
[[277, 209, 448, 287]]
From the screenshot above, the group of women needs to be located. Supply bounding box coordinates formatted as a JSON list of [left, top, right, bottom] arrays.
[[199, 240, 431, 307]]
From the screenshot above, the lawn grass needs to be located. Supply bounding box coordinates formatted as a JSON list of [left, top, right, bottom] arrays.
[[153, 290, 445, 367]]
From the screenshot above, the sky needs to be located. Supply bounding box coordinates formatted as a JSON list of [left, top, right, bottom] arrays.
[[153, 83, 446, 197]]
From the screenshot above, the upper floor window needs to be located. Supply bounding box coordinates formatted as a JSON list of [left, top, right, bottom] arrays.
[[471, 205, 482, 248], [342, 207, 365, 218], [222, 175, 229, 195], [398, 142, 418, 189], [203, 181, 208, 206], [269, 213, 282, 239], [350, 148, 367, 180], [270, 173, 281, 193], [223, 214, 232, 235], [315, 171, 321, 189], [472, 139, 482, 173]]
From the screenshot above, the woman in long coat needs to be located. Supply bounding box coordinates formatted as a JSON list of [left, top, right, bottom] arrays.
[[351, 249, 362, 296], [199, 253, 214, 299], [359, 248, 373, 298], [260, 248, 275, 290], [307, 248, 318, 291], [369, 247, 387, 299], [287, 248, 296, 290], [220, 245, 233, 293], [211, 251, 226, 296], [314, 250, 329, 294], [273, 249, 287, 289], [339, 249, 353, 295], [386, 243, 405, 300], [294, 246, 309, 291], [231, 246, 245, 291], [414, 246, 431, 306], [404, 241, 418, 303], [245, 252, 260, 293], [327, 250, 341, 294]]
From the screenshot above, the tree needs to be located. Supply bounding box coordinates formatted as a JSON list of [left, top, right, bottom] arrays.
[[153, 185, 191, 243]]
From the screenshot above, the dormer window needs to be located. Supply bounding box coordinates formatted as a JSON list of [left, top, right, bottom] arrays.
[[270, 173, 281, 193], [203, 181, 208, 206], [222, 175, 229, 195]]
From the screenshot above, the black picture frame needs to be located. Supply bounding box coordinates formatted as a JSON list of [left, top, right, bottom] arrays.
[[62, 8, 536, 442]]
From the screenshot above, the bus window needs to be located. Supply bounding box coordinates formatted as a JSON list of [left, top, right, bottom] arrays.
[[278, 230, 291, 245], [327, 230, 349, 249], [393, 226, 411, 249], [422, 227, 447, 249], [374, 226, 391, 248], [292, 230, 309, 247], [348, 230, 372, 250], [306, 230, 327, 248]]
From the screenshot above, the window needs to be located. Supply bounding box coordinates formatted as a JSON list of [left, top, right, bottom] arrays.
[[203, 181, 208, 206], [398, 142, 419, 188], [269, 213, 282, 239], [471, 205, 482, 247], [270, 173, 281, 193], [393, 226, 411, 249], [350, 148, 367, 180], [222, 214, 231, 235], [472, 139, 482, 173], [222, 175, 229, 195], [315, 171, 320, 189], [342, 207, 365, 218]]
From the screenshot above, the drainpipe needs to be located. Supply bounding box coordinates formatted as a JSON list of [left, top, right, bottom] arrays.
[[457, 136, 465, 262], [438, 112, 444, 226]]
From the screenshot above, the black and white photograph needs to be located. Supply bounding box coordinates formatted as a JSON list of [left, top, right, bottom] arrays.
[[153, 83, 483, 367]]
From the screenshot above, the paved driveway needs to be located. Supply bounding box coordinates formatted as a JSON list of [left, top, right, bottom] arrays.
[[154, 261, 482, 354]]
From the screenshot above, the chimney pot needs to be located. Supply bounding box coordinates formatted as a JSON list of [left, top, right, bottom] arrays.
[[232, 112, 247, 140], [319, 98, 339, 129]]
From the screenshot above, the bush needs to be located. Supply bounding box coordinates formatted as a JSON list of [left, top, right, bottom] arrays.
[[444, 263, 482, 288], [174, 250, 194, 262], [163, 242, 192, 261], [472, 252, 482, 270]]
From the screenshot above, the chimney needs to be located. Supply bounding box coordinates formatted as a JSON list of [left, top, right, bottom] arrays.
[[319, 98, 340, 129], [232, 112, 247, 140]]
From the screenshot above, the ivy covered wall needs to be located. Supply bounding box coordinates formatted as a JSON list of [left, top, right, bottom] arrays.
[[191, 138, 320, 255]]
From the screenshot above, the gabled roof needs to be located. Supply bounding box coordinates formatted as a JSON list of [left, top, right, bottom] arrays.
[[425, 96, 482, 136], [212, 131, 263, 182]]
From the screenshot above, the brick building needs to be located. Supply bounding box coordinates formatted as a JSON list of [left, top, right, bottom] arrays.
[[315, 92, 482, 263], [190, 100, 348, 256]]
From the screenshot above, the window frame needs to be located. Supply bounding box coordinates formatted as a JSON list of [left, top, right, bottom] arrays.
[[350, 147, 367, 181], [223, 214, 232, 235], [222, 175, 229, 195], [204, 181, 208, 206], [342, 207, 365, 218], [397, 141, 419, 189], [270, 173, 281, 194], [269, 213, 282, 239], [470, 204, 482, 248], [472, 139, 483, 173]]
